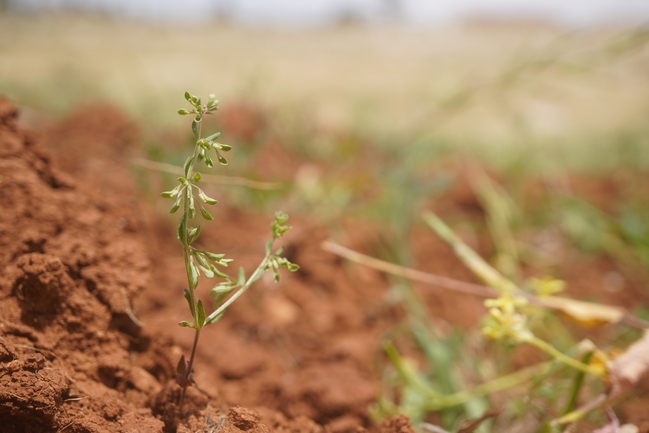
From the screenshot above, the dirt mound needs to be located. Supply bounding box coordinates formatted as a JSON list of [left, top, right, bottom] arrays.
[[0, 98, 172, 431], [0, 100, 419, 432]]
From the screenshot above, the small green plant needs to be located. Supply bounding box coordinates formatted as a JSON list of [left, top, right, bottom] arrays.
[[162, 92, 299, 407]]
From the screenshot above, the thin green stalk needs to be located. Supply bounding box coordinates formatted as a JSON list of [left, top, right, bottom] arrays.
[[182, 111, 203, 317], [387, 342, 552, 411], [388, 341, 551, 411], [425, 361, 551, 411], [384, 343, 444, 399], [561, 351, 594, 416], [205, 254, 270, 324], [422, 212, 519, 293], [526, 337, 602, 377], [552, 394, 607, 426], [177, 109, 204, 402]]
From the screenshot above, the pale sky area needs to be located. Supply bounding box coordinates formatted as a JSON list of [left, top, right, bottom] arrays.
[[10, 0, 649, 27]]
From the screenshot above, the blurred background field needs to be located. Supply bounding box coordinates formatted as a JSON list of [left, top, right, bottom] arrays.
[[2, 8, 649, 172]]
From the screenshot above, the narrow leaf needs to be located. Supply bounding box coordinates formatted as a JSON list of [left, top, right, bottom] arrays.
[[189, 260, 199, 290], [179, 321, 196, 328], [183, 288, 195, 317], [199, 203, 213, 221], [195, 253, 216, 278], [198, 188, 218, 205], [188, 225, 201, 244], [161, 185, 180, 198], [284, 262, 300, 272], [188, 193, 196, 219], [211, 265, 229, 279], [207, 95, 218, 110], [205, 132, 221, 141], [194, 251, 210, 269], [176, 354, 187, 375], [178, 214, 188, 243], [192, 119, 198, 137], [238, 267, 246, 286], [183, 156, 194, 178], [210, 282, 235, 295], [196, 300, 206, 328], [203, 251, 225, 261], [169, 192, 183, 214], [216, 151, 228, 165], [199, 265, 215, 278]]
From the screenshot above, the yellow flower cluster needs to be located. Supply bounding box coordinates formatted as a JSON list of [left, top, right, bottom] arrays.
[[482, 293, 533, 343]]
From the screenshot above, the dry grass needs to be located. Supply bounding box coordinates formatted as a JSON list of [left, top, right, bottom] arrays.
[[1, 12, 648, 144]]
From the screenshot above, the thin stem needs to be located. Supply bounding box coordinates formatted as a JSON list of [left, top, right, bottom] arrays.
[[526, 336, 603, 377], [179, 110, 204, 396], [387, 341, 551, 411], [206, 254, 270, 324], [182, 110, 204, 320], [321, 240, 649, 330], [179, 328, 201, 407], [551, 393, 607, 426], [321, 240, 499, 299], [562, 351, 594, 416], [384, 343, 444, 399], [426, 361, 551, 410]]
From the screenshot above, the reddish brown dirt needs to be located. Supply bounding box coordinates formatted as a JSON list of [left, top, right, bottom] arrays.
[[2, 98, 649, 433]]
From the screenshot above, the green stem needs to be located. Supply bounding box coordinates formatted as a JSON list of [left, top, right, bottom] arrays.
[[181, 109, 204, 323], [384, 343, 444, 399], [425, 361, 551, 410], [561, 351, 593, 416], [179, 109, 204, 401], [527, 336, 602, 377], [422, 211, 519, 293], [205, 252, 271, 324]]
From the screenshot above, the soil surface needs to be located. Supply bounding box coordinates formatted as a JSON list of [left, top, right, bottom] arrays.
[[1, 99, 648, 432]]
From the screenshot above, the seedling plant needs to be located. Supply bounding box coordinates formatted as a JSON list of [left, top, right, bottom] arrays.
[[162, 92, 298, 407]]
